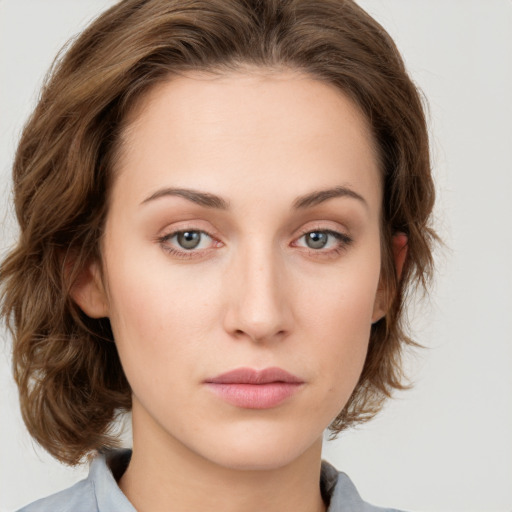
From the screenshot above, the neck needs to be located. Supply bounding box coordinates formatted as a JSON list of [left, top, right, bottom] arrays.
[[119, 411, 326, 512]]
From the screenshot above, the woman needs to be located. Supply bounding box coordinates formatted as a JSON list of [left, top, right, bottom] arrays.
[[0, 0, 436, 510]]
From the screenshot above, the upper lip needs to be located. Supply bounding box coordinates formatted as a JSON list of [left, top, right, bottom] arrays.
[[205, 367, 303, 385]]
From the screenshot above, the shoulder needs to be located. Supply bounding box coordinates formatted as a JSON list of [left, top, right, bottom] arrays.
[[16, 450, 135, 512], [322, 461, 406, 512], [16, 477, 97, 512]]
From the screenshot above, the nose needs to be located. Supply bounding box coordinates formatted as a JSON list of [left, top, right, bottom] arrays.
[[222, 243, 293, 344]]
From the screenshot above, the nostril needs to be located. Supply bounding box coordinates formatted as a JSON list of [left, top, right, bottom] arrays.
[[232, 327, 288, 343]]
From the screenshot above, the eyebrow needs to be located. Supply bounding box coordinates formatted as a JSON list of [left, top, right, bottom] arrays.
[[141, 187, 230, 209], [292, 186, 368, 209], [140, 185, 367, 210]]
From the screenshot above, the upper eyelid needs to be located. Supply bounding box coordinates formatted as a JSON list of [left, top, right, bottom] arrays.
[[162, 228, 211, 237], [294, 224, 352, 240], [294, 229, 352, 245], [158, 223, 219, 239], [296, 226, 346, 236], [156, 223, 352, 245], [160, 228, 216, 244]]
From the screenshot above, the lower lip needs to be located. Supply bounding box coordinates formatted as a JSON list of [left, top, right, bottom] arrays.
[[205, 382, 302, 409]]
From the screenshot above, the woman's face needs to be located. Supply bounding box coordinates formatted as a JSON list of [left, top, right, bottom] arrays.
[[81, 70, 386, 470]]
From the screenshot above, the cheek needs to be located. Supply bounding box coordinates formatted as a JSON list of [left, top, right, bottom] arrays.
[[104, 266, 217, 418], [103, 249, 220, 377], [297, 258, 380, 341], [294, 258, 380, 400]]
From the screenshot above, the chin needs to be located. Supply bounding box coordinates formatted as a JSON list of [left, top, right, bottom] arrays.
[[197, 427, 322, 472], [209, 449, 303, 472]]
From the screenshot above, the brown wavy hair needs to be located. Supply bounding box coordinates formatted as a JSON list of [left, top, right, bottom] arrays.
[[1, 0, 436, 465]]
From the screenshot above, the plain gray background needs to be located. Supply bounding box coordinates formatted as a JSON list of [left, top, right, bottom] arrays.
[[1, 1, 511, 511]]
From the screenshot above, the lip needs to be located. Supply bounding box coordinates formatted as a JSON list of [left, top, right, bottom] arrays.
[[204, 367, 304, 409]]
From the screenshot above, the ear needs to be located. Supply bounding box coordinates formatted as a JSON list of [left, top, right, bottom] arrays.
[[372, 232, 408, 323], [70, 260, 109, 319]]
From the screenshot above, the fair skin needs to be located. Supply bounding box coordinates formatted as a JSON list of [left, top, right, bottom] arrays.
[[74, 69, 403, 512]]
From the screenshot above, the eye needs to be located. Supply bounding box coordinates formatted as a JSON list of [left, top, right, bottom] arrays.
[[294, 229, 352, 252], [160, 229, 216, 252]]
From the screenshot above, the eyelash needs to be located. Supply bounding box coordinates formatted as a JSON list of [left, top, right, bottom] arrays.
[[293, 228, 353, 257], [157, 227, 353, 260], [157, 230, 220, 259]]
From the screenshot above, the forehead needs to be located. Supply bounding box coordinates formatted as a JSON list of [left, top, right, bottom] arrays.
[[113, 69, 381, 213]]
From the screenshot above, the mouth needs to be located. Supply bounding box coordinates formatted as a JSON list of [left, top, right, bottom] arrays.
[[204, 367, 304, 409]]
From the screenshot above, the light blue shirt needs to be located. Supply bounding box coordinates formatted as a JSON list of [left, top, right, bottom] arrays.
[[17, 450, 404, 512]]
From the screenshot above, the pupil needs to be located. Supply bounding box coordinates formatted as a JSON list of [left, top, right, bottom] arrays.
[[307, 232, 328, 249], [177, 231, 201, 249]]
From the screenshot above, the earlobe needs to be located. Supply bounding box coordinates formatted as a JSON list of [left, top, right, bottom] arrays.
[[371, 232, 408, 324], [70, 261, 109, 319]]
